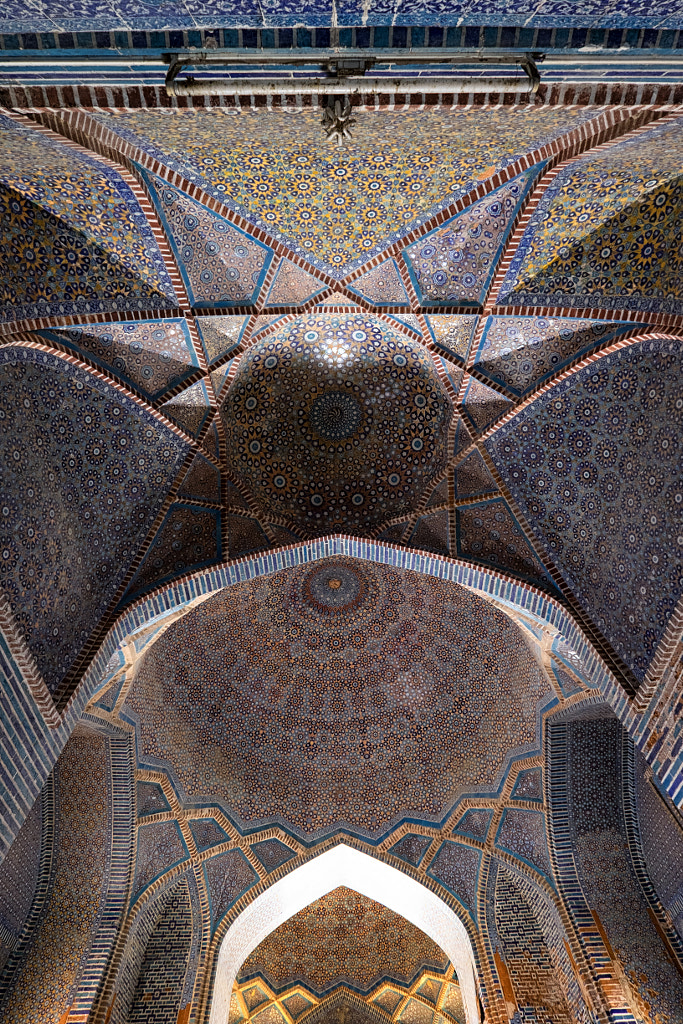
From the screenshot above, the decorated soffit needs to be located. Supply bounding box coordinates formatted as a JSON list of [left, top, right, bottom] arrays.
[[0, 106, 682, 704], [236, 886, 449, 997]]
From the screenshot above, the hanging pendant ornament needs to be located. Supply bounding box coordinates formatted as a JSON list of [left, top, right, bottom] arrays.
[[321, 97, 357, 146]]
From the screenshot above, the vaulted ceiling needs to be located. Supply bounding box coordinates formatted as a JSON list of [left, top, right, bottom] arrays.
[[1, 104, 681, 712]]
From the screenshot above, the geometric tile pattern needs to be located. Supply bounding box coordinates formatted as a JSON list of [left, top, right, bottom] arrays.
[[0, 346, 189, 691], [189, 818, 230, 853], [495, 809, 552, 879], [1, 733, 110, 1024], [132, 821, 188, 903], [160, 380, 213, 438], [143, 171, 273, 308], [349, 260, 409, 306], [474, 316, 642, 397], [177, 455, 221, 503], [97, 107, 600, 276], [124, 503, 220, 600], [265, 259, 326, 308], [409, 510, 450, 556], [567, 720, 683, 1022], [487, 336, 683, 682], [388, 834, 432, 868], [127, 557, 551, 838], [237, 887, 449, 996], [39, 318, 199, 401], [204, 849, 257, 931], [425, 315, 478, 363], [221, 314, 452, 537], [456, 499, 552, 587], [250, 839, 297, 873], [452, 809, 492, 842], [461, 377, 513, 433], [499, 118, 683, 315], [512, 768, 544, 803], [137, 781, 171, 818], [427, 842, 481, 912], [404, 170, 540, 307], [0, 115, 177, 323], [196, 315, 249, 365]]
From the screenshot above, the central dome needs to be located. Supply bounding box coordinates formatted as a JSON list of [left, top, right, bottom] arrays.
[[221, 315, 452, 536]]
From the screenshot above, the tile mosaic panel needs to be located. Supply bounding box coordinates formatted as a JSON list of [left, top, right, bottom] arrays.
[[132, 820, 188, 903], [160, 379, 213, 438], [40, 319, 198, 401], [0, 115, 177, 323], [428, 841, 480, 912], [404, 169, 541, 307], [400, 999, 433, 1024], [495, 808, 552, 878], [456, 499, 551, 587], [143, 170, 273, 307], [0, 347, 189, 690], [129, 875, 193, 1024], [1, 734, 110, 1024], [473, 316, 641, 397], [226, 514, 270, 558], [425, 315, 477, 363], [177, 454, 221, 503], [0, 796, 41, 973], [409, 511, 450, 555], [204, 849, 257, 931], [452, 809, 492, 842], [461, 377, 512, 433], [348, 259, 410, 306], [454, 450, 497, 498], [237, 886, 449, 996], [283, 993, 314, 1019], [568, 720, 683, 1022], [265, 259, 327, 307], [221, 314, 452, 537], [441, 982, 465, 1024], [499, 119, 683, 315], [124, 504, 221, 600], [486, 336, 683, 681], [250, 838, 297, 872], [96, 108, 600, 277], [196, 315, 249, 365], [426, 476, 449, 509], [137, 781, 171, 818], [388, 833, 432, 867], [511, 767, 543, 802], [188, 818, 230, 852], [126, 557, 552, 839]]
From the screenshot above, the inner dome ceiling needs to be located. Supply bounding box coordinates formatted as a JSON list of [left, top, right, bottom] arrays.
[[126, 557, 551, 839], [221, 315, 452, 537]]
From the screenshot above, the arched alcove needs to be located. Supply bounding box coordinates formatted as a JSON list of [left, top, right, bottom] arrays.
[[208, 845, 481, 1024]]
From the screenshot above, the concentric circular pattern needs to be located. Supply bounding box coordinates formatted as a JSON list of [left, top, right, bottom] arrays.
[[128, 558, 551, 838], [221, 316, 452, 536], [302, 562, 368, 613], [309, 391, 362, 441]]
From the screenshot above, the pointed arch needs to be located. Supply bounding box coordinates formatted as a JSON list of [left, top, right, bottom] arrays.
[[208, 844, 480, 1024]]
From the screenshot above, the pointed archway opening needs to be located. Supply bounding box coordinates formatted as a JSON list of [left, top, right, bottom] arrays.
[[209, 845, 481, 1024]]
